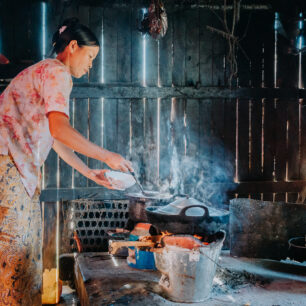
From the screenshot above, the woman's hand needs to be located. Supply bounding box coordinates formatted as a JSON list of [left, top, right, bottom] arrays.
[[87, 169, 125, 190], [52, 140, 126, 190], [104, 151, 134, 173]]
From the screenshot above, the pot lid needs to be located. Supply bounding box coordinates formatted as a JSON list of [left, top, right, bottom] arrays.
[[153, 197, 229, 217], [155, 197, 207, 216]]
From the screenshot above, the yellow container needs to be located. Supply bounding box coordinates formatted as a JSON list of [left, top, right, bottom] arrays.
[[42, 268, 62, 304]]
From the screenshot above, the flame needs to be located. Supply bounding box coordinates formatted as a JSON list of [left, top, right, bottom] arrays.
[[161, 231, 172, 237], [141, 231, 210, 247], [193, 234, 210, 245], [193, 234, 202, 240]]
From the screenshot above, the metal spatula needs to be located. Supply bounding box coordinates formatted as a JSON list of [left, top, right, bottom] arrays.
[[129, 171, 148, 195]]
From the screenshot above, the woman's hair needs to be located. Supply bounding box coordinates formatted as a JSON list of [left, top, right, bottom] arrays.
[[52, 17, 100, 54]]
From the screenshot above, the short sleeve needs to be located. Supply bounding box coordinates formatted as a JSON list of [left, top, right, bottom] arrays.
[[42, 65, 72, 118]]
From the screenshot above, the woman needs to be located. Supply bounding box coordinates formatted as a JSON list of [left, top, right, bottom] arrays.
[[0, 18, 133, 305]]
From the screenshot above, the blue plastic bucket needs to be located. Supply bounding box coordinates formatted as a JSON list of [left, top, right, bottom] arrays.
[[127, 234, 156, 270]]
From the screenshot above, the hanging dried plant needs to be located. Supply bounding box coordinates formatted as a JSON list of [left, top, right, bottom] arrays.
[[139, 0, 168, 40]]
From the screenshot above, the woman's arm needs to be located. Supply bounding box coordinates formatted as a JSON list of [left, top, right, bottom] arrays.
[[52, 139, 122, 189], [48, 111, 133, 172]]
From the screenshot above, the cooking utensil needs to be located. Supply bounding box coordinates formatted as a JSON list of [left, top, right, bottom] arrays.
[[288, 236, 306, 262], [126, 192, 182, 223], [129, 171, 147, 194], [145, 197, 229, 235], [105, 171, 136, 190], [129, 171, 157, 197]]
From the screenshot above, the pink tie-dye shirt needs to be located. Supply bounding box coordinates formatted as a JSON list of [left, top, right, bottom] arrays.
[[0, 58, 72, 198]]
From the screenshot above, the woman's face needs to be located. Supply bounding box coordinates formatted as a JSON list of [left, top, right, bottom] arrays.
[[66, 41, 99, 78]]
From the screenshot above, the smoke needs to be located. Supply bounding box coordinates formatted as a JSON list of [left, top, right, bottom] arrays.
[[125, 100, 235, 205], [159, 139, 235, 206]]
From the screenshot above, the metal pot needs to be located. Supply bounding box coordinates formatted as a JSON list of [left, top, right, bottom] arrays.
[[145, 197, 229, 235], [125, 191, 175, 223], [154, 231, 226, 302], [288, 237, 306, 262]]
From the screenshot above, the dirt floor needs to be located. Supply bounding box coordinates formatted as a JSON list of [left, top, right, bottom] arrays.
[[57, 251, 306, 306]]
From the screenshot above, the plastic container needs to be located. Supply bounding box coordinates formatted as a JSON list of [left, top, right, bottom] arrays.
[[126, 224, 157, 270]]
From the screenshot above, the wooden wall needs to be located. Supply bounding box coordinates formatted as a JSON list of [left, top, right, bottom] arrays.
[[1, 0, 306, 204]]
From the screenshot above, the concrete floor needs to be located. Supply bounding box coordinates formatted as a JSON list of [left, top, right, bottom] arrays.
[[56, 251, 306, 306]]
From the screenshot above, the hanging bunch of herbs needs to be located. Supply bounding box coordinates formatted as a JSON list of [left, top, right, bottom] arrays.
[[139, 0, 168, 40]]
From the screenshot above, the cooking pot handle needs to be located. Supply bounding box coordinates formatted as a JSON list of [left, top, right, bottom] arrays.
[[179, 205, 209, 222]]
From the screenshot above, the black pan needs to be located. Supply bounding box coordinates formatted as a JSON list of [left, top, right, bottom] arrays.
[[146, 204, 229, 235]]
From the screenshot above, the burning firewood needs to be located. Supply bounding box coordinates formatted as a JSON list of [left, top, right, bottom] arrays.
[[109, 240, 155, 255]]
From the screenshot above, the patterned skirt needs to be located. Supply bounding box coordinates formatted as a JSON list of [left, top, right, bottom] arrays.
[[0, 155, 42, 305]]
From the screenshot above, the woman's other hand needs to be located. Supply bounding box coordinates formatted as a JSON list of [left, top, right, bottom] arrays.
[[88, 169, 124, 190], [104, 152, 133, 173]]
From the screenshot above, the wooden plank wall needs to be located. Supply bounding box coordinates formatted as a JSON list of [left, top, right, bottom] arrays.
[[1, 1, 305, 204]]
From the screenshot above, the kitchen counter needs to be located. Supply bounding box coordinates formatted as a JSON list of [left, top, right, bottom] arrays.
[[74, 252, 306, 306], [74, 252, 170, 306]]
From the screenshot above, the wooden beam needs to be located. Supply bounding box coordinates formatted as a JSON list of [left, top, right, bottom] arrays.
[[70, 85, 306, 99], [40, 187, 127, 202], [40, 181, 306, 202], [1, 82, 306, 99]]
